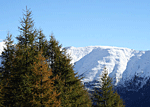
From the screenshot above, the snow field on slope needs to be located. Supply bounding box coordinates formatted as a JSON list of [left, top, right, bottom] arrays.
[[0, 42, 5, 67], [66, 46, 150, 89], [67, 46, 133, 84], [1, 41, 150, 90], [0, 42, 5, 54]]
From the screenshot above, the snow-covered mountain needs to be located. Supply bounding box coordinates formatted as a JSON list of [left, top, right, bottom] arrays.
[[1, 41, 150, 91], [0, 42, 5, 54], [66, 46, 150, 91], [0, 42, 5, 67]]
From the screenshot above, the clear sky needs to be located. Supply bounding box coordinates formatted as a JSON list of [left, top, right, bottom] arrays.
[[0, 0, 150, 50]]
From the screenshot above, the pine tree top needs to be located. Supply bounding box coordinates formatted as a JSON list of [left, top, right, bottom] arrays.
[[92, 66, 125, 107]]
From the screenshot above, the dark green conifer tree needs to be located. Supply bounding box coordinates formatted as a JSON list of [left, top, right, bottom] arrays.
[[5, 45, 34, 106], [45, 36, 92, 107], [1, 40, 60, 106], [1, 40, 37, 106], [12, 7, 39, 106], [0, 7, 56, 106], [0, 72, 4, 107], [1, 7, 92, 107], [0, 33, 15, 106], [92, 66, 125, 107], [16, 7, 38, 47]]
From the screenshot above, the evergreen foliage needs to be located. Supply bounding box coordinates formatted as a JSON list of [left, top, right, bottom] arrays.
[[0, 33, 16, 106], [92, 66, 125, 107], [1, 38, 38, 106], [0, 72, 4, 107], [0, 7, 92, 107], [4, 45, 34, 106], [30, 51, 60, 107], [16, 6, 38, 47], [0, 8, 59, 106], [45, 36, 92, 107]]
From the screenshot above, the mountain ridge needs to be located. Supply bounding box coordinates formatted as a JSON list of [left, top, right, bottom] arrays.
[[1, 42, 150, 91], [66, 46, 150, 91]]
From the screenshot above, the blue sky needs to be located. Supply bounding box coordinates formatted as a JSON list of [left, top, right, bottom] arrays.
[[0, 0, 150, 50]]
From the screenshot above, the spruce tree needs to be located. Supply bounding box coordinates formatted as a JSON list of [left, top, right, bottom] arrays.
[[0, 7, 60, 106], [30, 51, 60, 107], [12, 7, 60, 106], [113, 92, 125, 107], [45, 36, 92, 107], [5, 45, 34, 106], [12, 7, 39, 106], [1, 41, 60, 106], [1, 7, 92, 106], [92, 66, 125, 107], [0, 72, 4, 107], [1, 42, 36, 106], [0, 33, 16, 106], [16, 7, 38, 47]]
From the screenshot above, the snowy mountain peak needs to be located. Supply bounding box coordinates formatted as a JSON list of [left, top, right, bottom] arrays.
[[66, 46, 150, 90], [0, 41, 5, 54], [1, 41, 150, 91]]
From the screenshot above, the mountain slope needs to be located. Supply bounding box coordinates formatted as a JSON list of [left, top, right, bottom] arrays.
[[0, 42, 5, 54], [0, 42, 5, 67], [1, 41, 150, 91], [66, 46, 150, 91]]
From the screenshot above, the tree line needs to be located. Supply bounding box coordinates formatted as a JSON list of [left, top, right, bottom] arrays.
[[0, 7, 125, 107]]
